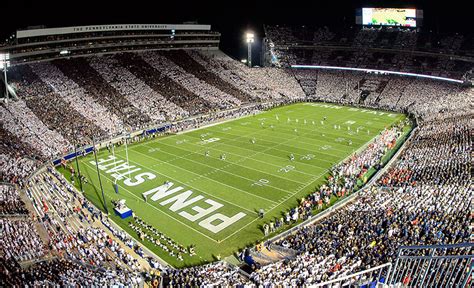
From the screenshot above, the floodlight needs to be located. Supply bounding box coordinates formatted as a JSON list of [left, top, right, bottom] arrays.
[[0, 53, 10, 69], [245, 32, 255, 67]]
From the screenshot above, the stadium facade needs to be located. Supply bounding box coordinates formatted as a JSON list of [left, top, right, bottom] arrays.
[[1, 23, 220, 65]]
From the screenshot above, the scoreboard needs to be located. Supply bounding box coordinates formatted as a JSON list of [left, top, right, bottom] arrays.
[[356, 8, 423, 28]]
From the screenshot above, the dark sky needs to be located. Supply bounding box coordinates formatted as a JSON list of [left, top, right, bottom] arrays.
[[1, 0, 471, 61]]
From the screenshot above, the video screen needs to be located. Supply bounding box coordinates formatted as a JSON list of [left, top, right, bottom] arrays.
[[362, 8, 417, 27]]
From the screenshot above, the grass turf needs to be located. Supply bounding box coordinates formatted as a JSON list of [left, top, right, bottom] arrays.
[[58, 102, 406, 267]]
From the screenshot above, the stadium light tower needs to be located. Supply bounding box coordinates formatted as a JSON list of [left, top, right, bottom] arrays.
[[246, 32, 255, 68], [0, 53, 10, 101]]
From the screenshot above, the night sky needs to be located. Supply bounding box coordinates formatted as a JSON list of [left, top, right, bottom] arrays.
[[1, 0, 471, 62]]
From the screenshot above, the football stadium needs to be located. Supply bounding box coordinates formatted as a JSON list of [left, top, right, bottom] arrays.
[[0, 1, 472, 287]]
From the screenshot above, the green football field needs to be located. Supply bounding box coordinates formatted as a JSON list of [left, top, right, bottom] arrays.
[[59, 102, 406, 267]]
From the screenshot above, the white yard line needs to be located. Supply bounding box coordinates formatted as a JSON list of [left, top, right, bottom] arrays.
[[208, 127, 356, 155], [140, 141, 310, 185], [126, 109, 369, 215], [205, 108, 393, 147], [231, 113, 390, 140], [206, 113, 354, 156], [141, 142, 301, 194], [181, 136, 340, 167], [220, 113, 404, 242], [176, 134, 336, 171], [171, 108, 377, 173], [123, 108, 374, 216], [192, 106, 381, 162]]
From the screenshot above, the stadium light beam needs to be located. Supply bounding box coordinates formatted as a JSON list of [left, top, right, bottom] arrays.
[[245, 32, 255, 68]]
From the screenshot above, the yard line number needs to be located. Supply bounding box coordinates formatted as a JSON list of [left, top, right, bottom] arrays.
[[251, 179, 270, 187], [278, 165, 295, 173]]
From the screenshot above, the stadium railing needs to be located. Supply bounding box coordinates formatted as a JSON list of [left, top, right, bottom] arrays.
[[313, 263, 392, 288], [388, 243, 473, 287], [312, 243, 473, 288]]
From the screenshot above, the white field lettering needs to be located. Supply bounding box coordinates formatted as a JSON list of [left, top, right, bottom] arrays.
[[199, 137, 221, 145], [348, 107, 397, 117], [90, 155, 246, 234]]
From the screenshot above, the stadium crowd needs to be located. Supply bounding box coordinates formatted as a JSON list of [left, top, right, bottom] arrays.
[[262, 122, 405, 233], [155, 76, 471, 286], [0, 168, 150, 287], [1, 257, 141, 287], [159, 110, 471, 287], [0, 100, 71, 159], [249, 115, 471, 286], [142, 51, 242, 109], [118, 52, 217, 115], [162, 261, 248, 287], [8, 64, 108, 146], [0, 44, 471, 286], [293, 69, 470, 120], [89, 55, 188, 123], [187, 50, 264, 100], [164, 50, 254, 103], [0, 218, 46, 261], [265, 25, 472, 79], [0, 184, 28, 215], [30, 62, 125, 137], [54, 57, 152, 131]]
